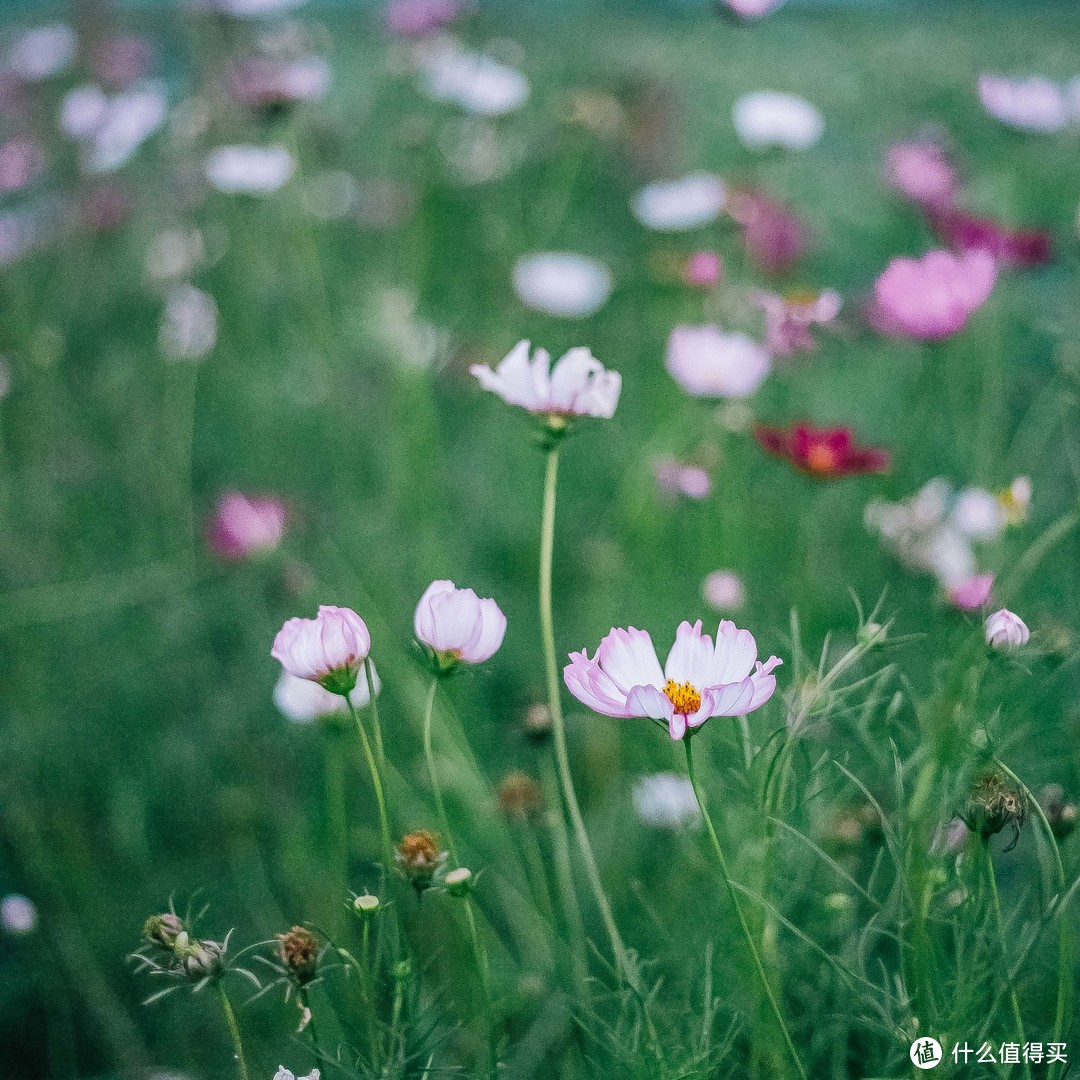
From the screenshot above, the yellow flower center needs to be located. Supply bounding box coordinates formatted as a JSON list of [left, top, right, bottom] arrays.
[[663, 679, 702, 716], [805, 443, 838, 474]]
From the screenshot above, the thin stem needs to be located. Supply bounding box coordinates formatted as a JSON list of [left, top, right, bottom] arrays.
[[983, 841, 1032, 1080], [299, 987, 321, 1058], [539, 444, 633, 986], [217, 986, 250, 1080], [462, 896, 498, 1078], [364, 658, 387, 774], [345, 696, 393, 871], [683, 738, 807, 1080], [422, 677, 457, 861]]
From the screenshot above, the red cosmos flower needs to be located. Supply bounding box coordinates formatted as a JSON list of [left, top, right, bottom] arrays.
[[925, 206, 1052, 267], [754, 422, 890, 478]]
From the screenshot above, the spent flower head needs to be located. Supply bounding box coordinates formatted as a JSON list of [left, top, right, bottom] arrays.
[[960, 769, 1027, 851], [394, 830, 448, 893], [275, 926, 320, 986]]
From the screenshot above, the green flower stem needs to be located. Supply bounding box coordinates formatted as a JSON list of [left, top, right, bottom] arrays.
[[364, 658, 387, 774], [462, 895, 498, 1078], [345, 696, 393, 871], [217, 986, 250, 1080], [539, 444, 633, 987], [422, 677, 457, 860], [982, 840, 1032, 1080], [299, 986, 322, 1058], [683, 738, 807, 1080]]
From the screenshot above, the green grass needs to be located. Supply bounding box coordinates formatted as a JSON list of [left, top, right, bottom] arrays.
[[1, 3, 1079, 1078]]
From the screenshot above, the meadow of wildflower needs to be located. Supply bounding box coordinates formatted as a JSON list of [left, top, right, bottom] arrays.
[[2, 1, 1080, 1078]]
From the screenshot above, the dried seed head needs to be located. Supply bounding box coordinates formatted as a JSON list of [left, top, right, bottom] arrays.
[[497, 771, 543, 821], [275, 926, 320, 985], [143, 912, 184, 951], [394, 830, 447, 892], [961, 769, 1027, 851]]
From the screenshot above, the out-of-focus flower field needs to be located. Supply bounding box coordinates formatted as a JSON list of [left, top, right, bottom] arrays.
[[2, 2, 1080, 1078]]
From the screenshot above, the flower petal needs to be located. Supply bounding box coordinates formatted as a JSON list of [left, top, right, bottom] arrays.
[[596, 626, 665, 693]]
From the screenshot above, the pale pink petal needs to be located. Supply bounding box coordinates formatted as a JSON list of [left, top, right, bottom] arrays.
[[564, 650, 634, 716], [708, 620, 758, 683], [463, 597, 507, 662], [414, 579, 455, 643], [663, 620, 715, 686], [625, 683, 675, 724], [596, 626, 665, 692]]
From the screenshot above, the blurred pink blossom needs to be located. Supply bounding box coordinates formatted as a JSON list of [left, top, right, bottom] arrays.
[[666, 325, 771, 398], [884, 140, 958, 208], [985, 608, 1029, 650], [207, 491, 286, 560], [702, 570, 746, 612], [684, 251, 723, 287], [925, 206, 1052, 267], [978, 75, 1067, 133], [724, 0, 785, 19], [947, 574, 994, 611], [0, 138, 42, 194], [385, 0, 461, 37], [653, 457, 712, 500], [93, 35, 156, 90], [871, 249, 995, 340], [729, 189, 806, 274], [756, 288, 840, 357]]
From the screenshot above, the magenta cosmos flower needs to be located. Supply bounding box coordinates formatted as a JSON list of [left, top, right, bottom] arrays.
[[206, 491, 285, 560], [272, 606, 372, 695], [414, 580, 507, 668], [470, 339, 620, 421], [872, 249, 995, 341], [564, 619, 781, 740]]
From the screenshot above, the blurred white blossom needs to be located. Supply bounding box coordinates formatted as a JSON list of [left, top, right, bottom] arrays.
[[159, 285, 218, 361], [633, 774, 700, 830], [513, 253, 611, 318], [1, 894, 38, 935], [205, 145, 295, 194]]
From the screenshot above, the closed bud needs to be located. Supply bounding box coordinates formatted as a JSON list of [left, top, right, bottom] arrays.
[[175, 934, 225, 981], [857, 621, 887, 649], [1038, 784, 1078, 841], [275, 926, 320, 985], [143, 912, 184, 952], [352, 893, 380, 918], [444, 867, 473, 897]]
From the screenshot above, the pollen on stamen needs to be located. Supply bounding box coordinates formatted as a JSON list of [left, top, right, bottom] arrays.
[[805, 443, 838, 474], [663, 678, 702, 715]]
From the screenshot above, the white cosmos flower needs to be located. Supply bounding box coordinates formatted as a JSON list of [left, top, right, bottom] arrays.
[[732, 91, 823, 151], [414, 580, 506, 665], [159, 285, 218, 361], [1, 894, 38, 934], [631, 173, 726, 231], [565, 619, 782, 741], [213, 0, 309, 15], [8, 23, 76, 81], [633, 773, 700, 829], [273, 668, 379, 724], [666, 325, 771, 399], [272, 1068, 321, 1080], [61, 82, 168, 174], [470, 339, 621, 419], [205, 145, 295, 194], [420, 44, 528, 116], [978, 75, 1068, 133], [512, 252, 612, 318]]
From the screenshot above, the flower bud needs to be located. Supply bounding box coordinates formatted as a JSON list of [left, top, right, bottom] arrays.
[[444, 867, 473, 897], [414, 580, 507, 670], [175, 933, 225, 981], [275, 926, 320, 985], [352, 893, 380, 918], [271, 606, 372, 695], [394, 830, 447, 893], [960, 769, 1027, 851], [143, 912, 184, 951], [985, 608, 1030, 650], [857, 621, 888, 649]]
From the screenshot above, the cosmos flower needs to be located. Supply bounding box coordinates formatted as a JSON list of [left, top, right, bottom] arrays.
[[564, 619, 782, 740], [0, 894, 37, 935], [702, 570, 746, 612], [630, 173, 727, 231], [723, 0, 786, 19], [871, 249, 995, 340], [227, 58, 330, 110], [272, 606, 372, 695], [7, 23, 76, 82], [419, 44, 528, 116], [205, 145, 295, 194], [512, 253, 612, 318], [883, 139, 959, 208], [732, 91, 823, 151], [978, 75, 1067, 133], [756, 288, 841, 357], [985, 608, 1030, 650], [206, 491, 285, 560], [470, 339, 621, 420], [652, 457, 712, 500], [753, 422, 890, 478], [414, 579, 507, 667], [159, 285, 218, 361], [684, 251, 723, 287], [632, 773, 700, 829], [728, 188, 806, 274], [925, 206, 1052, 267], [385, 0, 461, 37], [61, 81, 168, 174], [0, 138, 43, 194], [946, 574, 994, 611], [272, 1068, 320, 1080], [273, 669, 379, 723], [666, 325, 771, 399]]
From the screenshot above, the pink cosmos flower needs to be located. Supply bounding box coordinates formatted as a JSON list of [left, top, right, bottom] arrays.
[[666, 325, 771, 398], [724, 0, 785, 19], [925, 206, 1052, 267], [947, 574, 994, 611], [272, 606, 372, 694], [0, 138, 43, 195], [684, 250, 723, 288], [756, 288, 840, 357], [978, 75, 1067, 134], [414, 579, 507, 666], [207, 491, 286, 560], [653, 457, 712, 500], [702, 570, 745, 612], [883, 140, 958, 208], [871, 249, 995, 340], [384, 0, 461, 37], [273, 668, 379, 723], [564, 619, 781, 740], [470, 339, 621, 420], [728, 189, 807, 275], [985, 608, 1029, 650]]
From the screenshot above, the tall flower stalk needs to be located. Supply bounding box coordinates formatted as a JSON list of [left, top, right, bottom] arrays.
[[683, 737, 807, 1080], [217, 986, 250, 1080], [345, 695, 393, 871], [539, 442, 634, 985], [422, 677, 456, 859]]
